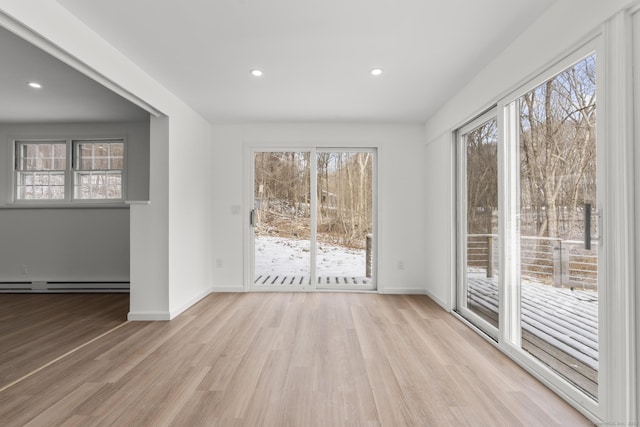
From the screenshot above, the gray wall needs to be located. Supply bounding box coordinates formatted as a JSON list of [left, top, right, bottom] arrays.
[[0, 120, 149, 283]]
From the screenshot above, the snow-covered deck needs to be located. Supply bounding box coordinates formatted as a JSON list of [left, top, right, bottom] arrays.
[[468, 273, 598, 398], [254, 275, 372, 286]]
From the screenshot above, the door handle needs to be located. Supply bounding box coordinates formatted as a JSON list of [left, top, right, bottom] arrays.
[[584, 203, 591, 250], [250, 209, 256, 227]]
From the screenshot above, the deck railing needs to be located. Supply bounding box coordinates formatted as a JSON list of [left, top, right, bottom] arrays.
[[468, 234, 597, 290], [366, 234, 373, 278]]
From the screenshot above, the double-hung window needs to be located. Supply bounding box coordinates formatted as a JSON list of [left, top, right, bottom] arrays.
[[73, 140, 124, 200], [15, 141, 67, 200], [14, 138, 125, 203]]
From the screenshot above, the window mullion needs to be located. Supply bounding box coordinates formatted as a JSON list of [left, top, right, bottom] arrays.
[[67, 139, 73, 201], [500, 99, 521, 347]]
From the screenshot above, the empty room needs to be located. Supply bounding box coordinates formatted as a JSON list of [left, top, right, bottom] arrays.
[[0, 0, 638, 426]]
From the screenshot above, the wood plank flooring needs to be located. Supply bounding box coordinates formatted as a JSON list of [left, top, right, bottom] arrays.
[[0, 293, 129, 390], [0, 293, 592, 426]]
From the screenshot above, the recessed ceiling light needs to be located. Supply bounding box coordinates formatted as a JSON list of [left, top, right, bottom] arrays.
[[250, 69, 263, 77], [370, 68, 383, 76], [27, 81, 42, 89]]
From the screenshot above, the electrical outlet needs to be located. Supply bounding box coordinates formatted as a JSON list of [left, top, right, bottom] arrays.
[[216, 259, 223, 268], [397, 261, 405, 270], [21, 264, 29, 275]]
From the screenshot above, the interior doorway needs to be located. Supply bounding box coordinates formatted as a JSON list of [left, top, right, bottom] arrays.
[[250, 149, 376, 291]]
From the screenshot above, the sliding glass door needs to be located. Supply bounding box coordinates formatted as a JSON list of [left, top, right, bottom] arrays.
[[457, 50, 601, 402], [515, 53, 599, 399], [457, 110, 500, 338], [316, 151, 374, 290], [251, 149, 376, 291], [253, 152, 312, 285]]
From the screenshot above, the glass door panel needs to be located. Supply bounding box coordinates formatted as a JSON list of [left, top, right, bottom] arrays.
[[253, 152, 312, 286], [316, 151, 375, 290], [517, 54, 599, 399], [457, 113, 499, 335]]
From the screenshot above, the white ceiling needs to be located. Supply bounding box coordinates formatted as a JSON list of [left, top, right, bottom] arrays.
[[55, 0, 557, 124], [20, 0, 558, 124], [0, 25, 148, 123]]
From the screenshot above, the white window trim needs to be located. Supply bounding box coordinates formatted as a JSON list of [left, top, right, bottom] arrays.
[[10, 136, 128, 207], [14, 139, 68, 201]]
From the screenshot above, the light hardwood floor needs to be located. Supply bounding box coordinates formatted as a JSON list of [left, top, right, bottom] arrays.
[[0, 293, 592, 426], [0, 293, 128, 390]]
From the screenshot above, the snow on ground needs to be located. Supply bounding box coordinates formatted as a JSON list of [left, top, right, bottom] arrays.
[[255, 235, 366, 277]]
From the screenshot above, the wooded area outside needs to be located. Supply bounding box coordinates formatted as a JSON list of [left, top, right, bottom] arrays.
[[254, 151, 372, 248], [466, 54, 598, 288], [519, 54, 597, 242], [15, 140, 124, 200], [253, 151, 374, 284]]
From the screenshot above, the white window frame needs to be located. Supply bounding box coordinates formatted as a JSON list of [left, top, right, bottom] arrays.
[[14, 140, 68, 202], [72, 139, 126, 202], [245, 146, 378, 293], [11, 137, 127, 206], [455, 108, 500, 341]]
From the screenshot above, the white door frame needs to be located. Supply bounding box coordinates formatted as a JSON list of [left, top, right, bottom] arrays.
[[455, 108, 500, 340], [244, 146, 377, 292]]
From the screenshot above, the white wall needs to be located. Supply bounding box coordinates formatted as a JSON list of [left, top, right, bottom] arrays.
[[168, 108, 213, 316], [211, 123, 427, 294], [0, 1, 213, 319], [0, 121, 148, 284], [423, 132, 454, 307]]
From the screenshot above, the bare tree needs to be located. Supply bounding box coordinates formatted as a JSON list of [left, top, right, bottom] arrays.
[[519, 54, 596, 240]]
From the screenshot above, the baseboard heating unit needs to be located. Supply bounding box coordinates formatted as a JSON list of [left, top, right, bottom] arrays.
[[0, 281, 130, 293]]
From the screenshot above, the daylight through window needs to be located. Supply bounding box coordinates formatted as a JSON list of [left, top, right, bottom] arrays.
[[15, 141, 67, 200], [14, 138, 125, 202], [73, 141, 124, 200]]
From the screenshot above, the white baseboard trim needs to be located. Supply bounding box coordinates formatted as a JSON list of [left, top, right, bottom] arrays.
[[128, 311, 171, 321], [379, 288, 426, 295], [211, 285, 245, 293], [424, 288, 450, 311], [168, 288, 213, 319], [128, 288, 214, 321]]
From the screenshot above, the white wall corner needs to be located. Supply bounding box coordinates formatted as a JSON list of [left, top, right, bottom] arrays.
[[168, 287, 213, 320], [424, 288, 450, 311], [211, 285, 245, 293]]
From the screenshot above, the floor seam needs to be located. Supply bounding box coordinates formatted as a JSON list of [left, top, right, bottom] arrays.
[[0, 320, 129, 394]]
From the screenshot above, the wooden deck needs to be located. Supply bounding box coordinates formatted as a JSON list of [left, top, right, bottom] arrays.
[[467, 272, 598, 398], [254, 275, 372, 286]]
